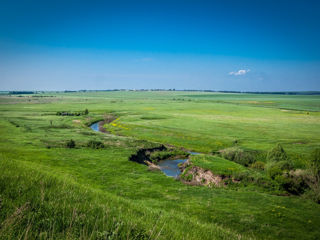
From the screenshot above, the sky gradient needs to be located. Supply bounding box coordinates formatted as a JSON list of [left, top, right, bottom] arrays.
[[1, 0, 319, 91]]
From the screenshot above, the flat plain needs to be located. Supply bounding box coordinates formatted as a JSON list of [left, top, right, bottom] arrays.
[[1, 91, 320, 239]]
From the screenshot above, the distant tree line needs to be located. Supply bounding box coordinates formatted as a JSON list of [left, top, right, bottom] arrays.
[[56, 109, 89, 116], [68, 90, 320, 95], [9, 91, 35, 94], [6, 90, 320, 95]]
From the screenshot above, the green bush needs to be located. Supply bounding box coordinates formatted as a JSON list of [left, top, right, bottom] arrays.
[[274, 170, 309, 195], [234, 151, 255, 166], [218, 147, 256, 166], [266, 165, 283, 179], [265, 160, 293, 179], [265, 144, 293, 181], [264, 144, 310, 196], [232, 171, 251, 181], [87, 140, 104, 149], [303, 188, 320, 204], [310, 148, 320, 178], [254, 175, 276, 188], [303, 149, 320, 203], [66, 139, 76, 148], [250, 161, 265, 170], [267, 144, 288, 162], [218, 147, 240, 161]]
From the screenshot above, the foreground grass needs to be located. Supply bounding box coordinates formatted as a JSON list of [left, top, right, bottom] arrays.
[[1, 92, 320, 239], [2, 157, 247, 240]]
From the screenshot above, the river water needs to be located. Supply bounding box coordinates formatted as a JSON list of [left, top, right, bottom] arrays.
[[90, 122, 201, 178], [157, 151, 202, 178], [90, 122, 100, 132], [157, 159, 188, 178]]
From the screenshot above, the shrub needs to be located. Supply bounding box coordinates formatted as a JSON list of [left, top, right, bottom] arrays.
[[234, 151, 255, 166], [232, 171, 251, 182], [310, 148, 320, 179], [66, 139, 76, 148], [218, 147, 256, 166], [266, 164, 283, 179], [84, 109, 89, 115], [265, 144, 293, 181], [302, 149, 320, 203], [254, 175, 276, 188], [267, 144, 288, 162], [303, 188, 320, 204], [87, 140, 104, 149], [265, 160, 293, 179], [250, 161, 265, 170], [274, 170, 310, 195], [218, 147, 240, 161], [264, 144, 309, 196]]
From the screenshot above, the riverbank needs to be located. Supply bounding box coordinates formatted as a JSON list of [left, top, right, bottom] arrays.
[[1, 91, 320, 239]]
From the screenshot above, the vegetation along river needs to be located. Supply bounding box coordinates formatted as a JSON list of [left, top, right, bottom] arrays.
[[90, 121, 200, 178]]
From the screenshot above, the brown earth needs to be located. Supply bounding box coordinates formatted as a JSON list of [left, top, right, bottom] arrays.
[[179, 160, 228, 187]]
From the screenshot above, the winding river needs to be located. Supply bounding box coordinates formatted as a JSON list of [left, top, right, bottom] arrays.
[[90, 121, 200, 178]]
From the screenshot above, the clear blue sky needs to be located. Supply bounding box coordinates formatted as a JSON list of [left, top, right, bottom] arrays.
[[0, 0, 319, 91]]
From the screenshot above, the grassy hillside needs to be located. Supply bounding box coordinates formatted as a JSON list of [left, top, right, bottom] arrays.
[[0, 91, 320, 239]]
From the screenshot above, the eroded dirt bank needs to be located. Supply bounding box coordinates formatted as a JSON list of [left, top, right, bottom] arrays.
[[179, 160, 228, 187], [90, 115, 232, 187], [129, 147, 234, 187]]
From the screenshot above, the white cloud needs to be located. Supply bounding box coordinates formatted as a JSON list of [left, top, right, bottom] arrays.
[[229, 69, 251, 76]]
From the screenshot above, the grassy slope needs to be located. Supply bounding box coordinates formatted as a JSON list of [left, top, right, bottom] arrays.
[[0, 92, 320, 239]]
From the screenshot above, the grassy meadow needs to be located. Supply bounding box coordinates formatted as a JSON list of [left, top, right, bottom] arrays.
[[0, 91, 320, 239]]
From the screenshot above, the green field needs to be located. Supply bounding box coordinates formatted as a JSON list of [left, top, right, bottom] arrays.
[[1, 91, 320, 239]]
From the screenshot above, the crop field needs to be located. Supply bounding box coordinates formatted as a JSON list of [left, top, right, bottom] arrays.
[[1, 91, 320, 239]]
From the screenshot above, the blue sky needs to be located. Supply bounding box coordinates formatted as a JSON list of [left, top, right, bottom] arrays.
[[0, 0, 319, 91]]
